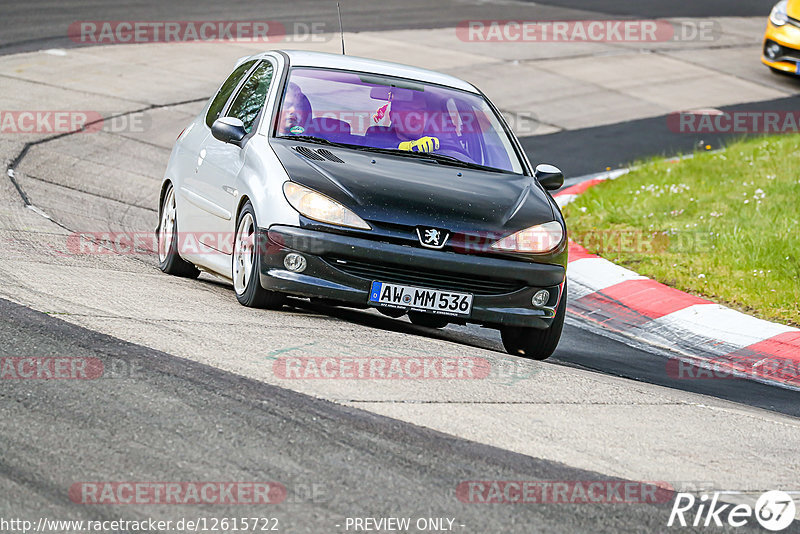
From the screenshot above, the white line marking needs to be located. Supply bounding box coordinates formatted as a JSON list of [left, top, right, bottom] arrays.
[[568, 257, 647, 292], [26, 205, 51, 219], [651, 304, 798, 350]]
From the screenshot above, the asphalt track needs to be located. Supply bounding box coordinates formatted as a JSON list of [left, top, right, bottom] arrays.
[[0, 297, 742, 534], [1, 0, 794, 410], [1, 1, 799, 532], [520, 94, 800, 177], [0, 0, 779, 55], [531, 0, 779, 19]]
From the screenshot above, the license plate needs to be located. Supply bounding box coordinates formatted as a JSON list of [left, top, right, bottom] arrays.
[[368, 281, 473, 317]]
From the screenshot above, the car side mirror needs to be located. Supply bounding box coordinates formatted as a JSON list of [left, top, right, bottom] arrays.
[[211, 117, 247, 146], [534, 163, 564, 191]]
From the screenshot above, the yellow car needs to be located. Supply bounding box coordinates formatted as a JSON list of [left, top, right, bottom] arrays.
[[763, 0, 800, 74]]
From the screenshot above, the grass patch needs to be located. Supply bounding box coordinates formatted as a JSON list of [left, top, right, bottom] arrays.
[[563, 135, 800, 326]]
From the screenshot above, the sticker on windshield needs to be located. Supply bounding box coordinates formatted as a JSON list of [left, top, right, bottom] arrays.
[[372, 102, 391, 126], [289, 125, 305, 134]]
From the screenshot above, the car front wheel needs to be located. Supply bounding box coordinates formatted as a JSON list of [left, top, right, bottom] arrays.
[[233, 201, 284, 309], [500, 283, 566, 360]]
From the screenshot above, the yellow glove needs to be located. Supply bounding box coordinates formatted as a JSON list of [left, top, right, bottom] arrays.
[[398, 136, 440, 153]]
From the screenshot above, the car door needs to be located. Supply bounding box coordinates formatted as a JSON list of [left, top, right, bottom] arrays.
[[179, 59, 257, 247], [190, 60, 275, 253]]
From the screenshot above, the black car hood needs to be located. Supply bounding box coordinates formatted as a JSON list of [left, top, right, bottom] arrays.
[[271, 139, 557, 234]]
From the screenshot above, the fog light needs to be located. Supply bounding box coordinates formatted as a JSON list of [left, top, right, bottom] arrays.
[[284, 253, 307, 273], [766, 42, 781, 60], [532, 289, 550, 308]]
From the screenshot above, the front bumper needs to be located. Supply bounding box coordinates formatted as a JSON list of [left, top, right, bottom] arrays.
[[762, 22, 800, 73], [259, 225, 567, 329]]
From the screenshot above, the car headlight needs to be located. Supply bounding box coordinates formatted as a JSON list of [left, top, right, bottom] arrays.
[[283, 182, 371, 230], [770, 0, 789, 26], [490, 221, 564, 253]]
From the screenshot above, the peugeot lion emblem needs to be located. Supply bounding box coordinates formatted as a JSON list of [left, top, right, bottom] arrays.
[[416, 226, 450, 249]]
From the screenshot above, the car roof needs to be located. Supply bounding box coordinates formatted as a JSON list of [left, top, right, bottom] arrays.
[[250, 50, 479, 93]]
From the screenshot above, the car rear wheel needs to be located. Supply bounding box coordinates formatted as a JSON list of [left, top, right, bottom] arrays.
[[500, 283, 566, 360], [408, 311, 449, 329], [233, 201, 284, 309], [158, 183, 200, 278]]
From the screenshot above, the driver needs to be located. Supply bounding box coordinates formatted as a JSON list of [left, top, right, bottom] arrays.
[[388, 97, 440, 153], [279, 83, 312, 135]]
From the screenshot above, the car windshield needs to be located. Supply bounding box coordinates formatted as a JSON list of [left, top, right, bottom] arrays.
[[273, 67, 524, 174]]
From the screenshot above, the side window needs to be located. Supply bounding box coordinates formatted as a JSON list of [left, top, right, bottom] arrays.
[[205, 60, 257, 128], [227, 62, 275, 133]]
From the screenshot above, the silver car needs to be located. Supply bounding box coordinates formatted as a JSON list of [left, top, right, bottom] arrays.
[[158, 50, 568, 359]]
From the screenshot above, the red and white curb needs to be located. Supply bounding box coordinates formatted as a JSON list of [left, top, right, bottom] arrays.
[[555, 171, 800, 390]]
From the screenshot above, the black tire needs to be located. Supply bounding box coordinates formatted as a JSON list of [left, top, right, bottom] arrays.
[[232, 201, 284, 309], [500, 283, 567, 360], [408, 311, 450, 329], [157, 183, 200, 278]]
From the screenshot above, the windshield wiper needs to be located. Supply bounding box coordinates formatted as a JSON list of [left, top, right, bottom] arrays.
[[358, 146, 502, 172], [276, 135, 343, 147], [276, 135, 382, 154], [278, 136, 503, 172]]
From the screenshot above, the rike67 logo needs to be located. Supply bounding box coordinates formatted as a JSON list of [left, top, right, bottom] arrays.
[[668, 490, 796, 531]]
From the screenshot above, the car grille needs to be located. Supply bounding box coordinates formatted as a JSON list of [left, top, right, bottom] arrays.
[[323, 257, 526, 295]]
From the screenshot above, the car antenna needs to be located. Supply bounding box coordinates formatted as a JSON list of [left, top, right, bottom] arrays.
[[337, 2, 346, 55]]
